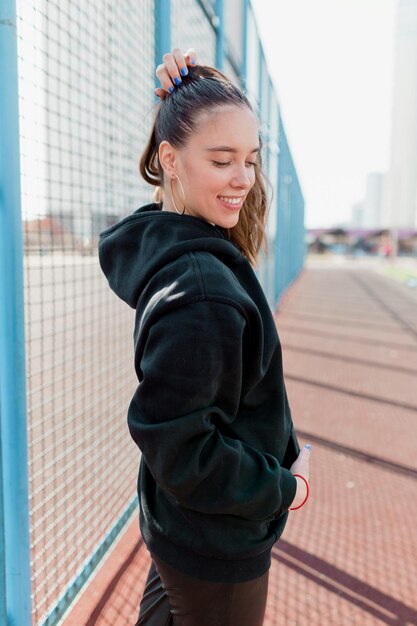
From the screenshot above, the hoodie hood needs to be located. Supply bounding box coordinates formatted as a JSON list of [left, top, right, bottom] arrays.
[[98, 202, 242, 308]]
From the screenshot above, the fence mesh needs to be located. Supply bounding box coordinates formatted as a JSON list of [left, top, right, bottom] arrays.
[[6, 1, 304, 622], [16, 0, 155, 622], [171, 0, 217, 65]]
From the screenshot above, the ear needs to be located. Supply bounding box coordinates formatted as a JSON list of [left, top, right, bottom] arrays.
[[159, 140, 178, 178]]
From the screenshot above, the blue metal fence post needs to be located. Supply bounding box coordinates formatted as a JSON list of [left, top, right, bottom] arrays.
[[215, 0, 224, 70], [275, 116, 284, 303], [258, 46, 264, 115], [154, 0, 171, 88], [0, 1, 33, 625], [241, 0, 249, 91]]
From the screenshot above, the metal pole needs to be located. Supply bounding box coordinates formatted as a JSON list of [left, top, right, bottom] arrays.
[[0, 1, 32, 624], [215, 0, 224, 70], [154, 0, 171, 89], [241, 0, 250, 91]]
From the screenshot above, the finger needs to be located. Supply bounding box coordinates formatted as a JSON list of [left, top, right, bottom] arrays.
[[155, 64, 176, 92], [184, 48, 197, 66], [154, 87, 168, 100], [161, 52, 182, 87], [301, 443, 312, 455], [172, 47, 188, 77]]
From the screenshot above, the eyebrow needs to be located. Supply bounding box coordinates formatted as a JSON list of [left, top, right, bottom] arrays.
[[205, 146, 260, 153]]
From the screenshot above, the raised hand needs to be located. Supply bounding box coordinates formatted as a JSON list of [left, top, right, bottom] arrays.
[[154, 47, 198, 99]]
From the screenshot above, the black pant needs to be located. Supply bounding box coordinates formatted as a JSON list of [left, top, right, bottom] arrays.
[[136, 551, 269, 626]]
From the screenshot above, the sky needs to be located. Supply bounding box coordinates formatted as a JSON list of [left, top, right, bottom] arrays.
[[250, 0, 397, 228]]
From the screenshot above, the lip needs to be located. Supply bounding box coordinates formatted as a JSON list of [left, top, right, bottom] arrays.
[[217, 195, 246, 210]]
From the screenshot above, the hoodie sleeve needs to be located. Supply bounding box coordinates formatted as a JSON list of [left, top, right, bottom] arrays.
[[127, 299, 297, 521]]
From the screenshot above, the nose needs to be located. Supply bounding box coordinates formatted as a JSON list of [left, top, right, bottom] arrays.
[[230, 165, 254, 190]]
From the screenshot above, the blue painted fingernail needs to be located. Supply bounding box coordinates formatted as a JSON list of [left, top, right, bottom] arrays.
[[191, 58, 196, 65], [168, 86, 174, 93], [180, 67, 188, 76], [174, 76, 181, 86], [305, 444, 312, 450]]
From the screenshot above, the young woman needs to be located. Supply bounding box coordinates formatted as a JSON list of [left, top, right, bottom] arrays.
[[98, 48, 312, 626]]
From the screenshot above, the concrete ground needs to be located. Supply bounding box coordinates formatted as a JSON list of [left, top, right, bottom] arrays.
[[62, 256, 417, 626]]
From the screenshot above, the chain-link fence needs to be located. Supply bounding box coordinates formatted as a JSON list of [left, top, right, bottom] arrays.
[[0, 1, 305, 623], [17, 1, 154, 623]]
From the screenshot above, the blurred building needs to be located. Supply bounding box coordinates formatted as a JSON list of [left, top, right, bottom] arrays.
[[382, 0, 417, 229], [363, 173, 384, 228], [351, 201, 364, 228], [350, 172, 383, 229]]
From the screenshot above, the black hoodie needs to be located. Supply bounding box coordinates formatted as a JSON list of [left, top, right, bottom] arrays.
[[98, 202, 301, 583]]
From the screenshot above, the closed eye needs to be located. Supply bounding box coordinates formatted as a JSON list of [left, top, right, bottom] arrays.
[[212, 161, 258, 168], [212, 161, 231, 167]]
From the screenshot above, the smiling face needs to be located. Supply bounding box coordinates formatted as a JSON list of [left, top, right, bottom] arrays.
[[160, 105, 260, 228]]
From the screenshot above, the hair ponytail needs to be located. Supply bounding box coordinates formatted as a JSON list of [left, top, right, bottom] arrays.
[[139, 125, 163, 186]]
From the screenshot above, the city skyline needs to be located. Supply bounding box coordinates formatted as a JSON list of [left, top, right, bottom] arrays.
[[251, 0, 398, 228]]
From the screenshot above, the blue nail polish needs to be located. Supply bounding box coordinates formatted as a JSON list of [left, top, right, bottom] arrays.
[[180, 67, 187, 76], [174, 76, 181, 86], [305, 444, 312, 451], [168, 86, 174, 93], [191, 58, 196, 65]]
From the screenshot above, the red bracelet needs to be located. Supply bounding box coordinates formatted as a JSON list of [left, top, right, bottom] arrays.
[[288, 474, 310, 510]]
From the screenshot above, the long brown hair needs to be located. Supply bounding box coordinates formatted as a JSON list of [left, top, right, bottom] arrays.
[[139, 65, 270, 267]]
